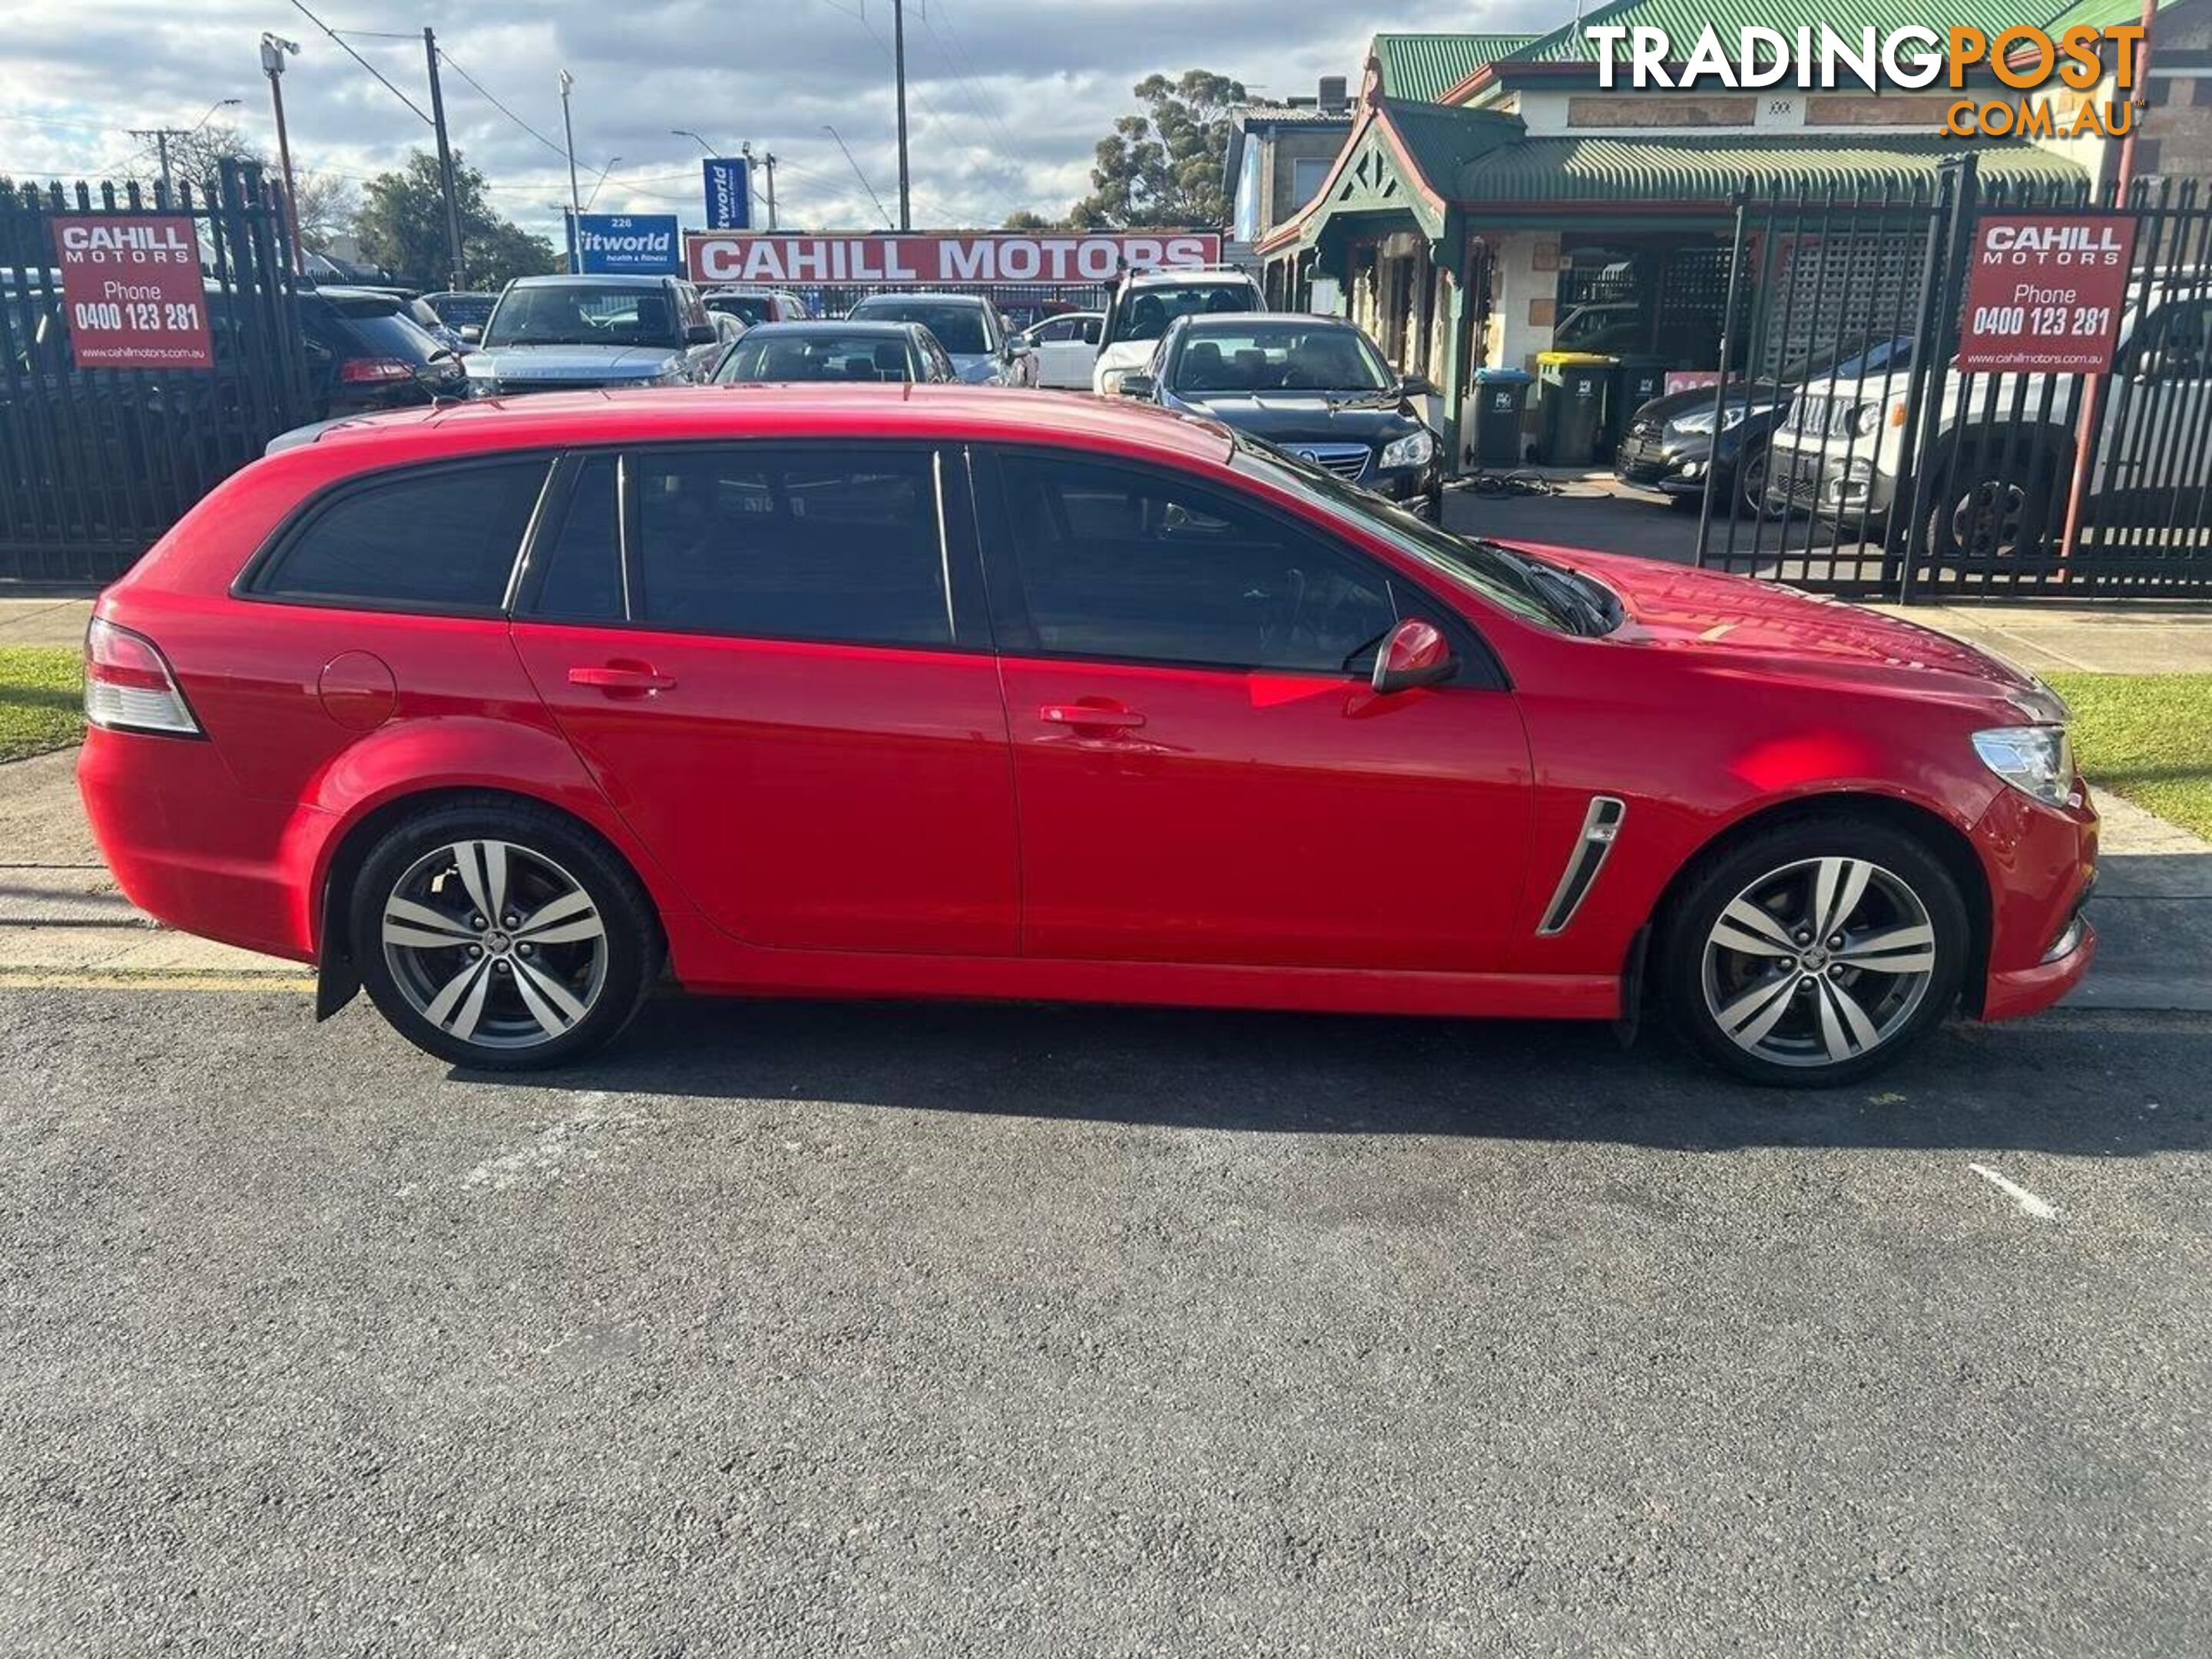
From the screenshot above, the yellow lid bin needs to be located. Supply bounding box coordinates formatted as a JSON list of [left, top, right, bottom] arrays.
[[1535, 352, 1617, 466]]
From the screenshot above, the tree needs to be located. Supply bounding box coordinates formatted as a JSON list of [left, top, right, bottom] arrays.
[[354, 148, 555, 290], [290, 170, 359, 256], [1069, 71, 1246, 228], [1001, 208, 1056, 230]]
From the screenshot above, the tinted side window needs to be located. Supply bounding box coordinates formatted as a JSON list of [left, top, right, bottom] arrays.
[[257, 459, 547, 611], [632, 447, 950, 646], [529, 455, 623, 621], [994, 455, 1409, 674]]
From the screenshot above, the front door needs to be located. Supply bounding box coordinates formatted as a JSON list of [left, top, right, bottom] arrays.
[[509, 442, 1018, 956], [977, 449, 1533, 972]]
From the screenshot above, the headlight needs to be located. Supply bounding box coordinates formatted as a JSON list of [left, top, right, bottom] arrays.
[[1852, 402, 1883, 437], [1098, 368, 1128, 396], [1972, 726, 2075, 808], [1379, 429, 1435, 469], [1674, 405, 1750, 435], [467, 378, 498, 399]]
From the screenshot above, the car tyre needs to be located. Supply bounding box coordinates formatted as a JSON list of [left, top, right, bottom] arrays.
[[350, 797, 661, 1071], [1658, 816, 1969, 1088]]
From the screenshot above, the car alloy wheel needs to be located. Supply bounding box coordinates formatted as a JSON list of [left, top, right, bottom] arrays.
[[1700, 856, 1936, 1071], [380, 839, 609, 1051]]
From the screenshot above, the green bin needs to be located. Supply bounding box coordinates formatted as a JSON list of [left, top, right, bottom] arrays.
[[1471, 367, 1532, 468], [1608, 354, 1671, 449], [1536, 350, 1614, 466]]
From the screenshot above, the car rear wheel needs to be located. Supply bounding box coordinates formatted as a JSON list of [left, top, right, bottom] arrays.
[[1660, 818, 1968, 1087], [351, 800, 661, 1070]]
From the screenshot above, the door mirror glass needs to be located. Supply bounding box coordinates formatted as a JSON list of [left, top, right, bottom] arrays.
[[1399, 373, 1439, 398], [1118, 373, 1155, 399], [459, 323, 482, 345], [1008, 339, 1031, 356], [1371, 618, 1455, 694], [685, 322, 718, 346]]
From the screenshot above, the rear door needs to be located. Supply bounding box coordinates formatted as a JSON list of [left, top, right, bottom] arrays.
[[509, 441, 1019, 955], [975, 447, 1533, 971]]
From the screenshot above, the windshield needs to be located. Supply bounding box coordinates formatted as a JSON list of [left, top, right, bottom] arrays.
[[1108, 282, 1260, 344], [849, 300, 990, 355], [1171, 323, 1390, 394], [717, 332, 914, 382], [482, 283, 680, 349], [1779, 335, 1915, 384], [707, 295, 775, 326], [1231, 437, 1598, 636]]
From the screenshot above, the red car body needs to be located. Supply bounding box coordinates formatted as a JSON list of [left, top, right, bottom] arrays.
[[79, 387, 2096, 1067]]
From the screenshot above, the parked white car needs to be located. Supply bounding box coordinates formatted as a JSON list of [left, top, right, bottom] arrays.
[[1091, 266, 1266, 397], [1017, 310, 1102, 389]]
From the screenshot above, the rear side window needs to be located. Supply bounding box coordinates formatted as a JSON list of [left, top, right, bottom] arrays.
[[253, 459, 548, 611]]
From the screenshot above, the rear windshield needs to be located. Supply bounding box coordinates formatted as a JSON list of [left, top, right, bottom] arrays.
[[707, 295, 774, 326], [849, 299, 990, 356], [429, 293, 496, 327], [324, 306, 446, 365], [1108, 282, 1260, 345], [483, 284, 680, 349], [717, 333, 914, 382]]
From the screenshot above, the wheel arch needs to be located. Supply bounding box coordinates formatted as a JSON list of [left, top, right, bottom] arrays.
[[1646, 790, 1994, 1016]]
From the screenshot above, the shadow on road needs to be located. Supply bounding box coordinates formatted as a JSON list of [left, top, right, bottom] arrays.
[[452, 993, 2210, 1157]]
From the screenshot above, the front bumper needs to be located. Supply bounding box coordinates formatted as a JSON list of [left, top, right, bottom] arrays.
[[1972, 780, 2099, 1023], [1763, 446, 1896, 522], [1614, 430, 1720, 497]]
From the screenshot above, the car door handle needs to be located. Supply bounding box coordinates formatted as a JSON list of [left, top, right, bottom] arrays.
[[1039, 703, 1145, 730], [569, 663, 676, 694]]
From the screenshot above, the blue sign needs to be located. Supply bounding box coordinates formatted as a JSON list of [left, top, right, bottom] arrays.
[[571, 213, 680, 275], [702, 158, 751, 230]]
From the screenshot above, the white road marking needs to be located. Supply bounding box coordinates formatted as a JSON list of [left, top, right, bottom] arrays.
[[1969, 1163, 2061, 1221], [461, 1093, 647, 1194]]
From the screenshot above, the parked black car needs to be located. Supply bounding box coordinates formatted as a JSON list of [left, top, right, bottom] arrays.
[[299, 286, 466, 416], [1614, 336, 1914, 518], [1121, 313, 1445, 518]]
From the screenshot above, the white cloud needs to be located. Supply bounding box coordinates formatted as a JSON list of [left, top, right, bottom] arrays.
[[0, 0, 1563, 240]]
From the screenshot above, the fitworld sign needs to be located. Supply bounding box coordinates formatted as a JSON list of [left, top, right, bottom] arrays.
[[572, 214, 681, 275], [685, 230, 1223, 287]]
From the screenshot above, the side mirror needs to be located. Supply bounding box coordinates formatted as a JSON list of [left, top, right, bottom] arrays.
[[1118, 373, 1156, 399], [459, 324, 482, 345], [1371, 618, 1455, 695], [1399, 373, 1439, 398], [685, 322, 717, 346], [1007, 338, 1032, 356]]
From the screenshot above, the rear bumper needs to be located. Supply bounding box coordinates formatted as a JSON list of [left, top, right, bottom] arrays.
[[77, 728, 326, 964]]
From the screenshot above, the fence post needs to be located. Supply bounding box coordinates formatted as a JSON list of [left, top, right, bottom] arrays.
[[1693, 193, 1750, 569], [1892, 155, 1978, 604]]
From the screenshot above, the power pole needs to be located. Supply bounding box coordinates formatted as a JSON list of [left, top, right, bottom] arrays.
[[764, 151, 779, 231], [260, 35, 303, 272], [422, 27, 466, 290], [558, 71, 581, 217], [128, 130, 177, 198], [892, 0, 911, 230]]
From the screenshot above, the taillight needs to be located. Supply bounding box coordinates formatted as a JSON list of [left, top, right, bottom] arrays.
[[84, 618, 202, 737], [339, 356, 417, 385]]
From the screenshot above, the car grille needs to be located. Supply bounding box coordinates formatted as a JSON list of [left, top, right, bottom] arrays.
[[1284, 442, 1369, 480]]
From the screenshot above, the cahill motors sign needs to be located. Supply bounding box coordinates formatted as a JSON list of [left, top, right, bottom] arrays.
[[50, 214, 214, 370], [1957, 214, 2137, 374], [685, 230, 1223, 287]]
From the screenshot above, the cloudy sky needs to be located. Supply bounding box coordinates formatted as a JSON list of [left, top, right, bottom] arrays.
[[0, 0, 1565, 244]]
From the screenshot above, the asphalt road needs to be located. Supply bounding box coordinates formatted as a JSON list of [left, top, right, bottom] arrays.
[[2, 987, 2207, 1657]]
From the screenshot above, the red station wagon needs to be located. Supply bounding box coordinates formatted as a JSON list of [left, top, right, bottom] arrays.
[[79, 386, 2097, 1084]]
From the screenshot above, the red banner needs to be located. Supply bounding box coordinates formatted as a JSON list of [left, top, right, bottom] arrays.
[[51, 214, 214, 370], [686, 230, 1223, 289], [1957, 214, 2137, 374]]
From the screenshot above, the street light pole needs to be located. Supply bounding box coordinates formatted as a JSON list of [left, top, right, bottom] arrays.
[[260, 36, 302, 271], [892, 0, 912, 230], [559, 71, 582, 273]]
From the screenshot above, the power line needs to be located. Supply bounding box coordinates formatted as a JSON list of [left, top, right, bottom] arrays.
[[435, 48, 571, 164], [288, 0, 433, 126]]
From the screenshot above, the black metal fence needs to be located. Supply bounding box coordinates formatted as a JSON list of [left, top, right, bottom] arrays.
[[0, 162, 313, 583], [1694, 159, 2212, 599]]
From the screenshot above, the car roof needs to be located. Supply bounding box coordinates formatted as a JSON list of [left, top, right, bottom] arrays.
[[274, 384, 1235, 466], [507, 273, 675, 290], [1177, 311, 1344, 329], [740, 320, 917, 336], [1124, 267, 1260, 288], [851, 292, 989, 308]]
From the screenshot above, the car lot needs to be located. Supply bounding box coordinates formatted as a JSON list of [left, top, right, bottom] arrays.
[[2, 984, 2207, 1654]]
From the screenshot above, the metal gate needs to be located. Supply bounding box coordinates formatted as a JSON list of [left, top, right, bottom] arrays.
[[1694, 158, 2212, 599], [0, 163, 313, 583]]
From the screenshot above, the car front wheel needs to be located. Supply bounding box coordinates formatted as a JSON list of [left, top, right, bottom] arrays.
[[1660, 818, 1969, 1087], [350, 800, 661, 1070]]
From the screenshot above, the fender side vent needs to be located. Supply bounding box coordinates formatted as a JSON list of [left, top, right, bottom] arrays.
[[1537, 796, 1627, 937]]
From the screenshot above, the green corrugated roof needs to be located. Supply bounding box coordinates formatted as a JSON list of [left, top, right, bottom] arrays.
[[1373, 34, 1539, 102], [2040, 0, 2185, 31], [1505, 0, 2063, 65], [1387, 101, 1524, 195], [1453, 133, 2085, 203]]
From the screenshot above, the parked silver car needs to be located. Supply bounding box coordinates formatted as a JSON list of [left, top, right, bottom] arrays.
[[844, 293, 1035, 387], [463, 274, 725, 397]]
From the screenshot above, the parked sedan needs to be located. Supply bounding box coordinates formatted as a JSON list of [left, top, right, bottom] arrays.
[[464, 274, 724, 397], [845, 293, 1035, 386], [714, 321, 956, 384], [1122, 313, 1443, 517], [80, 386, 2094, 1086]]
